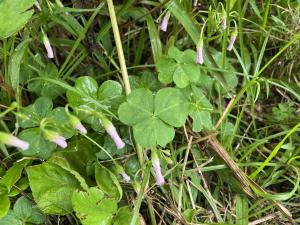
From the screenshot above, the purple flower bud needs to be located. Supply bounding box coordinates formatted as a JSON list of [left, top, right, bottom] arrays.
[[75, 122, 87, 135], [106, 123, 125, 149], [227, 29, 237, 51], [0, 132, 29, 150], [8, 136, 29, 150], [152, 158, 165, 186], [69, 114, 87, 135], [121, 171, 131, 183], [42, 34, 54, 59], [196, 45, 204, 64], [160, 12, 170, 32], [52, 135, 67, 148]]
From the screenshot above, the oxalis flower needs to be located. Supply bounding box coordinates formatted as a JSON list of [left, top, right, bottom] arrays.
[[44, 130, 67, 148], [121, 171, 131, 183], [196, 38, 204, 65], [101, 117, 125, 149], [227, 27, 238, 51], [221, 15, 227, 30], [0, 132, 29, 150], [160, 12, 171, 32], [68, 114, 87, 135], [151, 150, 165, 186], [42, 31, 54, 59]]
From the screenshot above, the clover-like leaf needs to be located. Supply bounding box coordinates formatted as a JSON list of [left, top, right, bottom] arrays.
[[28, 63, 66, 99], [67, 76, 124, 131], [72, 187, 118, 225], [19, 97, 53, 128], [129, 71, 160, 91], [157, 47, 202, 88], [0, 0, 35, 38], [118, 88, 189, 147]]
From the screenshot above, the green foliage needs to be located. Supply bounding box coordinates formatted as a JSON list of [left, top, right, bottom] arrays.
[[28, 63, 66, 99], [272, 102, 295, 122], [26, 162, 83, 214], [118, 88, 189, 147], [0, 0, 35, 38], [0, 196, 45, 225], [157, 47, 201, 88], [72, 187, 118, 225]]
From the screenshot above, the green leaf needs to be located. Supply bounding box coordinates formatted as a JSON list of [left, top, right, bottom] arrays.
[[9, 39, 31, 91], [0, 194, 10, 219], [13, 196, 45, 224], [236, 194, 249, 225], [129, 71, 160, 91], [18, 128, 56, 159], [28, 63, 66, 99], [0, 0, 35, 38], [155, 88, 188, 127], [0, 211, 21, 225], [19, 97, 53, 128], [113, 206, 139, 225], [118, 88, 154, 125], [72, 187, 118, 225], [95, 163, 122, 200], [98, 80, 124, 111], [0, 160, 29, 192], [133, 117, 175, 148], [26, 162, 82, 214], [118, 88, 188, 147], [157, 47, 200, 88]]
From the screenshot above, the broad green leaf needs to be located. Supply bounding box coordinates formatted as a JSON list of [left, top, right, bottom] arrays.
[[18, 128, 56, 159], [95, 163, 122, 200], [8, 177, 29, 197], [9, 39, 31, 91], [26, 162, 82, 214], [133, 117, 175, 147], [129, 71, 160, 91], [0, 0, 35, 38], [28, 63, 65, 99], [155, 88, 189, 127], [190, 111, 213, 132], [118, 88, 154, 125], [13, 196, 45, 224], [118, 88, 188, 147], [98, 80, 123, 111], [0, 211, 21, 225], [72, 187, 118, 225], [19, 97, 53, 128], [113, 206, 139, 225], [157, 56, 177, 84]]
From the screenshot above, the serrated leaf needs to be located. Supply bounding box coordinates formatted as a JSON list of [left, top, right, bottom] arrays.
[[113, 206, 139, 225], [72, 187, 118, 225], [26, 162, 82, 214], [0, 0, 35, 38]]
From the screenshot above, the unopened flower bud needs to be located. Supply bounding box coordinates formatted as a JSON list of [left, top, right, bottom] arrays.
[[160, 12, 171, 32], [0, 132, 29, 150], [43, 130, 67, 148]]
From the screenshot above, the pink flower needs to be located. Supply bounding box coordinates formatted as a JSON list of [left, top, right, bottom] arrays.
[[43, 130, 67, 148], [69, 114, 87, 135], [52, 135, 67, 148], [0, 132, 29, 150], [227, 34, 237, 51], [121, 171, 131, 183], [75, 122, 87, 135], [42, 33, 54, 58], [160, 12, 171, 32], [105, 123, 125, 149], [196, 45, 204, 64], [152, 158, 165, 186]]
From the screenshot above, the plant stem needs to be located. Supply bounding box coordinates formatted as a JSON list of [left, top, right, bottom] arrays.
[[106, 0, 131, 95], [106, 0, 144, 168]]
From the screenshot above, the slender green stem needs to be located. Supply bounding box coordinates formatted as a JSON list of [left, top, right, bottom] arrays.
[[106, 0, 144, 168], [106, 0, 131, 95]]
